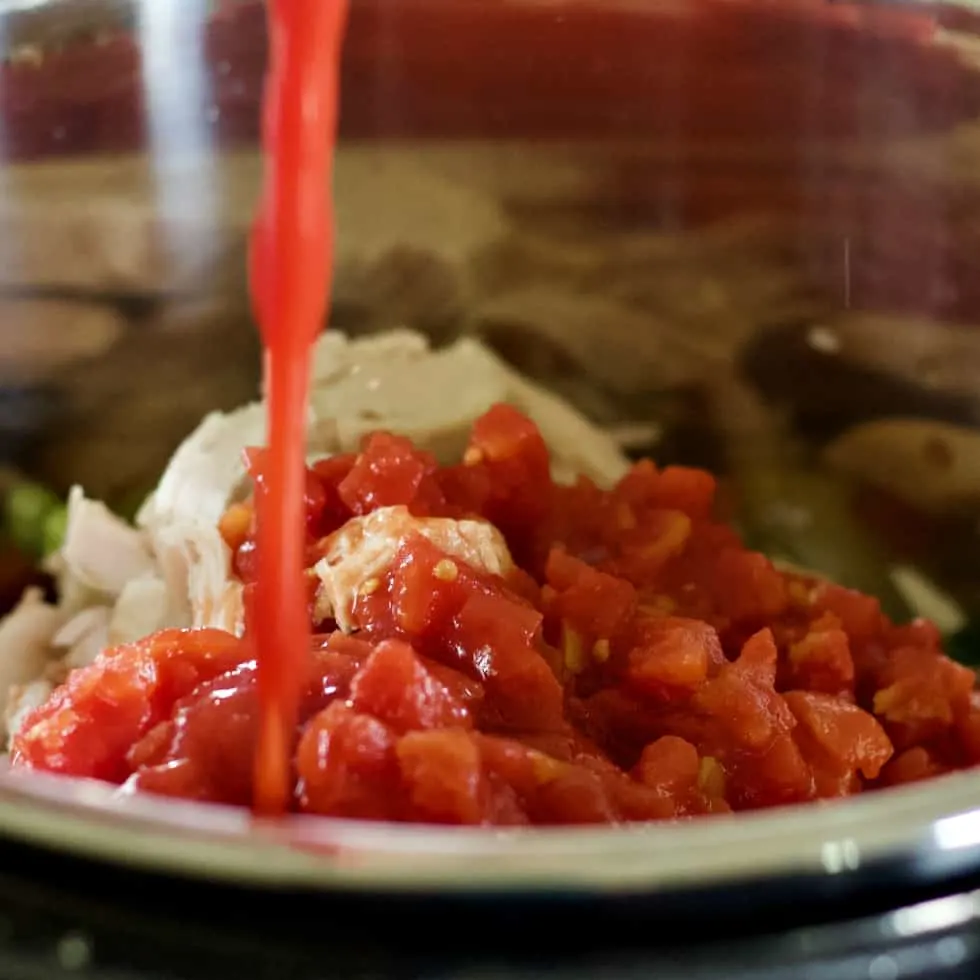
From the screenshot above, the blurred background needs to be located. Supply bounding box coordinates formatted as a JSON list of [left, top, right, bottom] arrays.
[[2, 0, 980, 645]]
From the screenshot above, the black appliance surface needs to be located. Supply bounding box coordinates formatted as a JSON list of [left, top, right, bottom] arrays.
[[0, 836, 978, 980]]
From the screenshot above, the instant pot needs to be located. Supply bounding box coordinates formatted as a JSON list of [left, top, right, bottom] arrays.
[[1, 1, 980, 977]]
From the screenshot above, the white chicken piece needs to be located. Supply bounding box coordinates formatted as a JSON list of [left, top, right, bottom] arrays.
[[52, 605, 111, 669], [136, 402, 267, 535], [5, 678, 55, 741], [313, 506, 514, 632], [148, 522, 245, 634], [306, 332, 630, 484], [108, 576, 171, 646], [0, 589, 66, 740], [61, 486, 155, 598], [308, 327, 429, 387], [134, 404, 264, 637]]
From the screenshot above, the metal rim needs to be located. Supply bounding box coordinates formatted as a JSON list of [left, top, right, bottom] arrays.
[[0, 763, 977, 895]]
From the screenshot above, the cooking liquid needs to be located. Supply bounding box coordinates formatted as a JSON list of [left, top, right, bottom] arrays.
[[248, 0, 349, 816]]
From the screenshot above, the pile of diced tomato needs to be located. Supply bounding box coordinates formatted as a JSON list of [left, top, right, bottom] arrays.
[[11, 405, 980, 824]]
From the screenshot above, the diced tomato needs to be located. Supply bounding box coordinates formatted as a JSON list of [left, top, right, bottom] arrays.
[[613, 460, 660, 513], [477, 734, 550, 799], [872, 646, 976, 748], [465, 403, 552, 557], [397, 729, 486, 824], [126, 720, 174, 771], [634, 735, 700, 802], [786, 690, 893, 787], [13, 404, 973, 826], [709, 550, 790, 623], [128, 664, 259, 806], [447, 592, 562, 733], [358, 534, 509, 642], [544, 549, 637, 641], [726, 731, 815, 809], [693, 630, 794, 753], [811, 583, 884, 643], [614, 510, 693, 582], [311, 452, 358, 489], [469, 403, 550, 472], [887, 618, 943, 651], [785, 618, 855, 697], [956, 692, 980, 765], [338, 432, 442, 516], [530, 765, 618, 825], [626, 619, 719, 699], [302, 635, 373, 714], [878, 746, 946, 787], [233, 537, 259, 583], [11, 629, 246, 783], [614, 461, 717, 522], [296, 702, 400, 819], [655, 467, 717, 520], [435, 463, 493, 518], [348, 640, 473, 731]]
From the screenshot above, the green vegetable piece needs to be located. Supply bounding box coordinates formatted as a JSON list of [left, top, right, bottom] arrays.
[[5, 482, 60, 557]]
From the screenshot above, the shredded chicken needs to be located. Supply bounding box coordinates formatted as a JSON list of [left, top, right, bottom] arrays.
[[5, 679, 54, 742], [108, 577, 171, 646], [0, 329, 628, 749], [52, 605, 111, 670], [0, 589, 66, 740], [313, 505, 514, 632], [304, 332, 630, 481], [61, 486, 155, 597], [137, 404, 267, 535]]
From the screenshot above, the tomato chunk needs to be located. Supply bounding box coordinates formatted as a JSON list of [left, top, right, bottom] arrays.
[[128, 664, 259, 805], [338, 432, 441, 516], [296, 702, 400, 819], [397, 729, 486, 824], [348, 640, 473, 732], [786, 690, 893, 796], [12, 629, 246, 783], [626, 619, 719, 699]]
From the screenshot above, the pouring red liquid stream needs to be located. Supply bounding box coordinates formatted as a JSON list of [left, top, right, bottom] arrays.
[[248, 0, 350, 816]]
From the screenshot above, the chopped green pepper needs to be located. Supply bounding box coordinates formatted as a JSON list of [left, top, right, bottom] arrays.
[[4, 482, 60, 558]]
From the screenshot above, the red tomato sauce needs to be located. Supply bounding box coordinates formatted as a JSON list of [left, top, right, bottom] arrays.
[[11, 407, 980, 825], [247, 0, 349, 815]]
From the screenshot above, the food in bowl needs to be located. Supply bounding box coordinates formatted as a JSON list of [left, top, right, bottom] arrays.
[[2, 330, 976, 826]]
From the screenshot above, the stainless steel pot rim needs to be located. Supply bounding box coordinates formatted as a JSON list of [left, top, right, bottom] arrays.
[[0, 761, 976, 894]]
